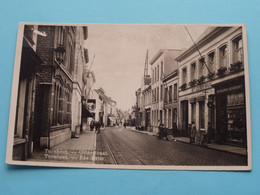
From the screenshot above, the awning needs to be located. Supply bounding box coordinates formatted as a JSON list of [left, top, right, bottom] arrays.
[[82, 104, 94, 118]]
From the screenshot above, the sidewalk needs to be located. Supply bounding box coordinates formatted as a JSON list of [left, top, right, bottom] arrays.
[[128, 127, 156, 136], [172, 137, 247, 156], [128, 127, 247, 156], [30, 130, 97, 163]]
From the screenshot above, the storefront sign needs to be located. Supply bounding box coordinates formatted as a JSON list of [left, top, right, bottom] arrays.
[[216, 84, 243, 94], [191, 82, 212, 93]]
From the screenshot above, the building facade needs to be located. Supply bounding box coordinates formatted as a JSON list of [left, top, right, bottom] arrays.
[[13, 25, 42, 160], [13, 25, 91, 161], [176, 26, 247, 146], [94, 88, 117, 127], [71, 26, 88, 135], [150, 49, 181, 133], [161, 70, 178, 131]]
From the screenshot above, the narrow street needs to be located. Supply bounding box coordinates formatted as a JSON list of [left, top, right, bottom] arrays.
[[29, 126, 247, 166], [97, 126, 247, 166]]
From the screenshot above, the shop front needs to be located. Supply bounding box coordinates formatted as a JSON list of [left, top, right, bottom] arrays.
[[213, 76, 247, 147]]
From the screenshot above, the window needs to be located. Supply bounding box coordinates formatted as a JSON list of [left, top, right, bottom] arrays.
[[58, 87, 63, 125], [198, 57, 205, 78], [172, 108, 177, 123], [174, 83, 177, 101], [157, 65, 159, 81], [153, 88, 156, 102], [219, 44, 227, 67], [157, 86, 159, 101], [154, 67, 157, 82], [169, 86, 172, 102], [199, 101, 205, 129], [160, 84, 163, 100], [161, 61, 164, 77], [191, 103, 196, 123], [233, 35, 243, 63], [66, 92, 71, 124], [164, 87, 168, 103], [152, 69, 155, 83], [190, 62, 196, 80], [208, 52, 215, 72], [182, 68, 187, 84]]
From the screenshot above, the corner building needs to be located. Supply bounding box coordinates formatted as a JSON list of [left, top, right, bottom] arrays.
[[176, 26, 247, 147]]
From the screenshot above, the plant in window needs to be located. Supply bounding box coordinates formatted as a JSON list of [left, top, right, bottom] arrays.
[[189, 79, 197, 87], [207, 71, 215, 80], [179, 83, 187, 91], [230, 61, 243, 72], [217, 67, 227, 77], [197, 75, 205, 84]]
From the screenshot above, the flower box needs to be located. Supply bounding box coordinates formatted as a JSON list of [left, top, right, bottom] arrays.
[[197, 75, 205, 84], [207, 71, 215, 80], [179, 83, 187, 91], [230, 61, 242, 72], [217, 67, 227, 77], [189, 79, 197, 87]]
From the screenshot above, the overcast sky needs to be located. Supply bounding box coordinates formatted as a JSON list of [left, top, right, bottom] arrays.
[[84, 24, 208, 111]]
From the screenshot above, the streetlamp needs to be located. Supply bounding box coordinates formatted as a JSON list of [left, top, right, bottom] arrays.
[[54, 44, 66, 65]]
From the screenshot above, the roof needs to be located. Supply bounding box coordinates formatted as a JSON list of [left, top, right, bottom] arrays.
[[94, 88, 116, 105], [176, 26, 231, 61], [150, 49, 182, 65]]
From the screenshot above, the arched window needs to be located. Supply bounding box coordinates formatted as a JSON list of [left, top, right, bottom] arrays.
[[219, 44, 228, 68], [232, 34, 243, 63]]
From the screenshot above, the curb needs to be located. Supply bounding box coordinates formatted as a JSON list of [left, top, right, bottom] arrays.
[[175, 139, 247, 157]]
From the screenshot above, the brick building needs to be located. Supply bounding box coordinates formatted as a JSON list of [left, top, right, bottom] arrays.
[[13, 25, 89, 160]]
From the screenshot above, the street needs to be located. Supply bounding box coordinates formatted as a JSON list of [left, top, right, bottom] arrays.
[[97, 126, 247, 166]]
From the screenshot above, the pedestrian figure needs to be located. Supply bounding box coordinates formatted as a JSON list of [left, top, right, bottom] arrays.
[[190, 121, 196, 144], [123, 122, 126, 128], [96, 121, 101, 134], [90, 120, 94, 131], [94, 121, 98, 133]]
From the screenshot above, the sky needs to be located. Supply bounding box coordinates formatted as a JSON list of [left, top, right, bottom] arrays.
[[84, 24, 208, 111]]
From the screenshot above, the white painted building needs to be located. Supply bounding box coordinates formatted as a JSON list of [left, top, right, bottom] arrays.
[[71, 26, 88, 135], [150, 49, 182, 133], [176, 26, 246, 146]]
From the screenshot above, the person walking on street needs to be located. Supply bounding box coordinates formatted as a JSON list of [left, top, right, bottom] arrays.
[[90, 120, 94, 131], [96, 121, 101, 134], [190, 121, 196, 144]]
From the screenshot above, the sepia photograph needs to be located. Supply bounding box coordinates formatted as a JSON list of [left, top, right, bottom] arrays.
[[5, 23, 251, 170]]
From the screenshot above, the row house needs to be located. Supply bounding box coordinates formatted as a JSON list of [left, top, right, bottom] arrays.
[[150, 49, 181, 133], [161, 70, 178, 131], [94, 88, 117, 126], [142, 84, 152, 129], [176, 26, 246, 146], [13, 25, 89, 160]]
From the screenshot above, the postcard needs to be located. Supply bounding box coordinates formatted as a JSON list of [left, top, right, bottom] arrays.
[[6, 23, 251, 170]]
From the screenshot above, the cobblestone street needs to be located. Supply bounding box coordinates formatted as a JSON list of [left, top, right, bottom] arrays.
[[98, 126, 247, 166], [29, 126, 247, 166]]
